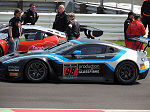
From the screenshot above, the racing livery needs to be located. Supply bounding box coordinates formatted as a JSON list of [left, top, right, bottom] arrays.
[[0, 38, 149, 84]]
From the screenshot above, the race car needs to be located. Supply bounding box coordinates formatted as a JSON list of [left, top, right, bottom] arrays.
[[0, 25, 66, 57], [0, 38, 149, 84], [0, 25, 103, 57]]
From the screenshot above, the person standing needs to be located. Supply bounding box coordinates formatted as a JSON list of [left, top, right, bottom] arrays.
[[8, 8, 22, 54], [124, 12, 135, 48], [21, 3, 39, 25], [53, 5, 68, 32], [66, 13, 80, 41], [141, 0, 150, 38], [126, 15, 146, 50]]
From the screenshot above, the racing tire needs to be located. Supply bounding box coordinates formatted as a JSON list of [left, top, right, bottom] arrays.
[[115, 61, 138, 85], [0, 46, 4, 57], [25, 60, 48, 82]]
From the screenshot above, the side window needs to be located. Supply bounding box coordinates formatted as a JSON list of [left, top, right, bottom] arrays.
[[106, 46, 120, 53], [34, 32, 43, 40], [23, 29, 37, 41], [79, 44, 106, 55], [24, 33, 36, 41], [23, 29, 44, 41], [107, 47, 115, 53]]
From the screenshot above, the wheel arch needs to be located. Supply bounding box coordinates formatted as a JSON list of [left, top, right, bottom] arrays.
[[114, 59, 139, 84], [23, 58, 56, 80], [115, 60, 139, 73]]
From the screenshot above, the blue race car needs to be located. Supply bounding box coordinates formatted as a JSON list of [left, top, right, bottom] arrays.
[[0, 37, 149, 84]]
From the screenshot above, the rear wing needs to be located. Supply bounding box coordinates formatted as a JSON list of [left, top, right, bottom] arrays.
[[80, 25, 103, 39], [128, 35, 150, 51], [24, 25, 103, 39]]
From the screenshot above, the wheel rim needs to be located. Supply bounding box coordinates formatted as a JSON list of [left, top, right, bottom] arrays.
[[27, 61, 47, 81], [118, 64, 136, 81]]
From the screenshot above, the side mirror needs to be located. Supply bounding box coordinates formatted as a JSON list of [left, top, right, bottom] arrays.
[[73, 50, 81, 55]]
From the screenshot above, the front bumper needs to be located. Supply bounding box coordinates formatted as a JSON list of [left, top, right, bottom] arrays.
[[0, 62, 7, 80], [0, 62, 22, 81], [138, 69, 149, 80]]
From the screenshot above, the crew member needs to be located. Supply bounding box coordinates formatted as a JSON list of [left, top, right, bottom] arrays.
[[53, 5, 68, 32], [8, 8, 22, 54], [124, 12, 135, 48], [126, 15, 146, 50], [66, 13, 80, 41], [141, 0, 150, 38], [21, 3, 39, 25]]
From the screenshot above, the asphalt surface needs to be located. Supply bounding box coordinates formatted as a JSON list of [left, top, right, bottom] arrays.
[[0, 70, 150, 110]]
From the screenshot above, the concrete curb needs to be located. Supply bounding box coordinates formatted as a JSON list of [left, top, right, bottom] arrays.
[[0, 109, 150, 112], [0, 108, 14, 112]]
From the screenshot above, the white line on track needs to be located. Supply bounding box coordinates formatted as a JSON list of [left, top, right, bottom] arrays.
[[0, 108, 150, 112]]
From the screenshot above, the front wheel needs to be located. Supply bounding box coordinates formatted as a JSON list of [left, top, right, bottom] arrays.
[[115, 61, 138, 84], [25, 60, 48, 82]]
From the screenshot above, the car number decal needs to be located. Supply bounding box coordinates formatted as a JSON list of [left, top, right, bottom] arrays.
[[63, 64, 78, 79]]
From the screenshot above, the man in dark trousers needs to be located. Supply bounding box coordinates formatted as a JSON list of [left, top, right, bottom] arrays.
[[53, 5, 68, 32], [8, 8, 22, 54], [66, 13, 80, 41], [141, 0, 150, 38], [124, 11, 134, 48], [21, 3, 39, 25]]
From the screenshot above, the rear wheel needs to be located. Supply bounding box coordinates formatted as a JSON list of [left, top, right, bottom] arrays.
[[25, 60, 48, 82], [0, 47, 4, 57], [115, 61, 138, 84]]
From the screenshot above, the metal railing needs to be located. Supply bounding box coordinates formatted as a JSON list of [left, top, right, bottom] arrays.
[[0, 0, 141, 14], [0, 12, 127, 40]]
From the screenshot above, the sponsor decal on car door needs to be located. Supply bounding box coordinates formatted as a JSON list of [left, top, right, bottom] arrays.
[[63, 64, 78, 79]]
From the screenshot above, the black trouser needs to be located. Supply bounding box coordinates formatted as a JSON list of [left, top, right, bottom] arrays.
[[142, 15, 150, 38]]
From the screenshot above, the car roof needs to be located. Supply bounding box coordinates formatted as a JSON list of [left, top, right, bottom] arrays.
[[22, 25, 66, 37], [0, 24, 66, 38], [76, 38, 109, 44]]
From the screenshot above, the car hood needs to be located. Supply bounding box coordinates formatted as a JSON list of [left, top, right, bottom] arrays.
[[0, 50, 50, 62]]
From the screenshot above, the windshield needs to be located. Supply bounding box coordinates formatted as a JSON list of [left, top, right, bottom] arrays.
[[47, 42, 74, 54]]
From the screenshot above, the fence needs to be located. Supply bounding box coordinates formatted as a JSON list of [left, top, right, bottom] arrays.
[[0, 12, 128, 40], [0, 0, 135, 14], [0, 0, 65, 12]]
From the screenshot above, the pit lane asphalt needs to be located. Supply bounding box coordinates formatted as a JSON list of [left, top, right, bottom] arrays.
[[0, 70, 150, 110]]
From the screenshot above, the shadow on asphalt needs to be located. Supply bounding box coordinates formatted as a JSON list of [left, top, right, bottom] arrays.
[[0, 79, 141, 86]]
